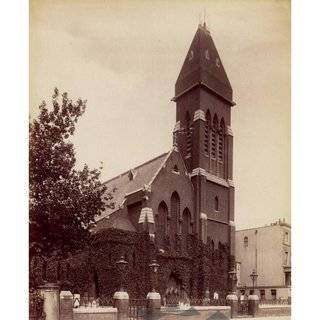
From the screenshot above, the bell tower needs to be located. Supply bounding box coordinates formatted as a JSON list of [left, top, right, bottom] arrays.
[[172, 23, 236, 257]]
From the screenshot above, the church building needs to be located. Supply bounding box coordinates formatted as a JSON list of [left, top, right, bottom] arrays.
[[96, 22, 236, 256], [37, 23, 237, 303]]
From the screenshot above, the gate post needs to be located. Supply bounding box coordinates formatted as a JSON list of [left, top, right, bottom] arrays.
[[226, 293, 238, 318], [248, 294, 259, 317], [38, 282, 60, 320], [113, 291, 129, 320], [60, 291, 73, 320], [147, 292, 161, 320]]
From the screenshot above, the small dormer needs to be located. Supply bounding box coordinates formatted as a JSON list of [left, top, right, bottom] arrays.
[[128, 169, 137, 181], [172, 164, 180, 175]]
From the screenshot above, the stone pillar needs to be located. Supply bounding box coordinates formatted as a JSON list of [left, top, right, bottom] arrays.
[[147, 292, 161, 320], [226, 293, 238, 318], [38, 283, 60, 320], [248, 294, 259, 317], [60, 291, 73, 320], [113, 291, 129, 320]]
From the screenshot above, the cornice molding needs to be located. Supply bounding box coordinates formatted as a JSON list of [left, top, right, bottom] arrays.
[[190, 167, 233, 188]]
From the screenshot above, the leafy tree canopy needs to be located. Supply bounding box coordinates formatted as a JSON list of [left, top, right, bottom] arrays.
[[29, 88, 111, 260]]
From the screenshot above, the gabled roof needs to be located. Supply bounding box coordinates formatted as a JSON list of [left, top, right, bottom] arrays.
[[97, 151, 170, 221], [174, 23, 233, 104]]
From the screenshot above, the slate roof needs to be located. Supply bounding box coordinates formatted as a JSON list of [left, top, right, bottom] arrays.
[[174, 23, 233, 104], [97, 151, 170, 221]]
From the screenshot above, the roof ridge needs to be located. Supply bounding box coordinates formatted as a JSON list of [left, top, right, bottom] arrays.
[[103, 151, 169, 184]]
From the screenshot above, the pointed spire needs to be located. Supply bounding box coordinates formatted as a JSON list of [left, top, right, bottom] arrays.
[[174, 25, 234, 105]]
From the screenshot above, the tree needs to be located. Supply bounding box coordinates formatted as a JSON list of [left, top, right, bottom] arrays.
[[29, 88, 112, 265]]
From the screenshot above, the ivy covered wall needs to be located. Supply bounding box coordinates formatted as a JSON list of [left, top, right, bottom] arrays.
[[31, 228, 233, 300]]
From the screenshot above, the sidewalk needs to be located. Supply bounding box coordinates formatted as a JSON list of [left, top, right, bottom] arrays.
[[232, 316, 290, 320]]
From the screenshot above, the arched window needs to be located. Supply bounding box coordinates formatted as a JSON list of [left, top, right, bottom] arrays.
[[218, 119, 225, 163], [186, 112, 192, 155], [170, 192, 180, 241], [182, 208, 192, 251], [158, 201, 168, 245], [205, 111, 211, 155], [215, 196, 219, 211], [244, 236, 248, 247], [212, 115, 218, 159]]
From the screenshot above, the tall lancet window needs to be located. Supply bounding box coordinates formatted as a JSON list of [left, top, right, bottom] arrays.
[[186, 112, 192, 155], [218, 119, 225, 178], [218, 119, 225, 163], [204, 111, 211, 156], [212, 115, 218, 159], [170, 192, 180, 245]]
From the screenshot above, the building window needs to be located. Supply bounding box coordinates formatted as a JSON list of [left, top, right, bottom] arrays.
[[284, 251, 289, 265], [173, 165, 179, 173], [271, 289, 277, 300], [249, 289, 254, 295], [218, 119, 225, 163], [284, 231, 289, 243], [244, 236, 248, 247], [204, 111, 211, 156], [260, 290, 265, 301], [158, 201, 168, 242], [170, 192, 180, 235], [186, 112, 192, 155], [212, 115, 218, 159], [215, 196, 219, 211], [285, 272, 291, 286]]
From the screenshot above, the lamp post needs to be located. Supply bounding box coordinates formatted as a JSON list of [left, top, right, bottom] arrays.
[[149, 259, 160, 292], [250, 269, 258, 294], [228, 268, 238, 294], [116, 256, 128, 292]]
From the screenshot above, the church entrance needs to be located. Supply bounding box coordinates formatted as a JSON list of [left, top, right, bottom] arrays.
[[164, 273, 188, 306]]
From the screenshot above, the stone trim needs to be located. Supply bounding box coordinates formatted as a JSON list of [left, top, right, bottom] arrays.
[[113, 291, 129, 299], [229, 220, 235, 227], [125, 188, 143, 197], [193, 109, 206, 122], [73, 307, 117, 314], [227, 125, 233, 136], [173, 121, 181, 132], [228, 179, 235, 187], [147, 292, 161, 299], [138, 207, 154, 224], [190, 167, 230, 188], [148, 149, 173, 187], [200, 212, 207, 220]]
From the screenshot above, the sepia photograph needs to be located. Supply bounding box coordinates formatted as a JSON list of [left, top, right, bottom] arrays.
[[28, 1, 291, 319]]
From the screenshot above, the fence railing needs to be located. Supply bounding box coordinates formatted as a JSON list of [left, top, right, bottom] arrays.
[[260, 298, 290, 305], [129, 299, 147, 320]]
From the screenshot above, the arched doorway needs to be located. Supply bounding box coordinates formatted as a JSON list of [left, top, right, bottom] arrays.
[[165, 272, 188, 306]]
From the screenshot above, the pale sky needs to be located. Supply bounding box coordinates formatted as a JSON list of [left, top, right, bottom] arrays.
[[30, 0, 291, 230]]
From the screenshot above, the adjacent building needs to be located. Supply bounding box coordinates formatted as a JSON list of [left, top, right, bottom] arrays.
[[235, 219, 291, 300]]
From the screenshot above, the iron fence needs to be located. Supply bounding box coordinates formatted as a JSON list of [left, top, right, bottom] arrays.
[[238, 300, 249, 315], [260, 298, 290, 305], [129, 299, 147, 320]]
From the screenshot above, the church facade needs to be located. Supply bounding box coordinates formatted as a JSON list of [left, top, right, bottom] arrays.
[[97, 22, 236, 258], [34, 23, 237, 303]]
